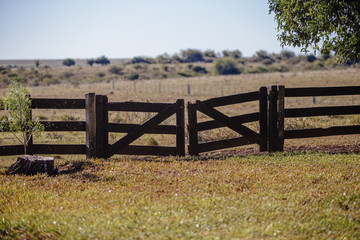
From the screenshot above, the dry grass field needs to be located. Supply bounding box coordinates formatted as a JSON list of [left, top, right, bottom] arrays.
[[1, 68, 360, 239]]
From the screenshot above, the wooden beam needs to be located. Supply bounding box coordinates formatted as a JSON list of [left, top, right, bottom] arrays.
[[196, 101, 259, 141], [108, 103, 177, 158]]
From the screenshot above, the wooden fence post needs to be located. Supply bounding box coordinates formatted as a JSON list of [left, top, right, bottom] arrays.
[[259, 87, 268, 152], [268, 85, 285, 152], [277, 85, 285, 151], [85, 93, 96, 159], [268, 85, 278, 152], [176, 99, 185, 156], [187, 103, 199, 156], [96, 95, 108, 159]]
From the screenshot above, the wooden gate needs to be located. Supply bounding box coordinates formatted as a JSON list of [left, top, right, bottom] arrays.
[[187, 87, 268, 156], [104, 99, 185, 158]]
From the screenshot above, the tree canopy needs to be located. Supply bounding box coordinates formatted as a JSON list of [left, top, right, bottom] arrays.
[[268, 0, 360, 62]]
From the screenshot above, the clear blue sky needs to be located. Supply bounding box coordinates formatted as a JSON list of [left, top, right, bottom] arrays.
[[0, 0, 301, 60]]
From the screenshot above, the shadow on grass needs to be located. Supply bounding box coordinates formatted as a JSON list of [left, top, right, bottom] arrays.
[[57, 160, 95, 175]]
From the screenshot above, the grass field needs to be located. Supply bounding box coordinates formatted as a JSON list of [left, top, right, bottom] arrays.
[[1, 152, 360, 239], [1, 68, 360, 239]]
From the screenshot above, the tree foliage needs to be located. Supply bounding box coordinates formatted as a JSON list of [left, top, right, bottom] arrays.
[[211, 58, 242, 75], [95, 56, 110, 65], [180, 49, 204, 63], [269, 0, 360, 62], [1, 80, 43, 154], [62, 58, 75, 67]]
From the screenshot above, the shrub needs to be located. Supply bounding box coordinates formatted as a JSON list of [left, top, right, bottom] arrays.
[[222, 49, 242, 58], [62, 58, 75, 67], [131, 57, 155, 64], [87, 59, 95, 66], [192, 65, 208, 74], [246, 66, 268, 74], [108, 65, 123, 75], [269, 65, 289, 72], [307, 54, 317, 62], [280, 50, 296, 59], [95, 56, 110, 65], [180, 49, 204, 62], [211, 58, 242, 75], [96, 72, 106, 78], [146, 137, 159, 146], [124, 72, 139, 80], [204, 50, 217, 58], [262, 58, 274, 66]]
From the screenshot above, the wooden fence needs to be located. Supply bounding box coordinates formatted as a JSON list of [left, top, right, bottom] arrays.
[[0, 94, 185, 158], [267, 85, 360, 152], [1, 85, 359, 157], [187, 87, 268, 155]]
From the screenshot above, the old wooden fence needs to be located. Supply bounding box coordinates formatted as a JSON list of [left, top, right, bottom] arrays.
[[268, 85, 360, 152], [1, 85, 359, 157], [0, 94, 185, 158]]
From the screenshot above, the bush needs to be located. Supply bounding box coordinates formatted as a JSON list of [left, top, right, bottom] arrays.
[[108, 65, 123, 75], [95, 56, 110, 65], [192, 66, 208, 74], [307, 54, 317, 62], [280, 50, 296, 59], [222, 49, 242, 58], [87, 59, 95, 66], [124, 72, 139, 80], [146, 137, 159, 146], [211, 58, 242, 75], [62, 58, 75, 67], [246, 66, 268, 74], [269, 65, 289, 72], [180, 49, 204, 62], [262, 58, 274, 66], [131, 57, 155, 64]]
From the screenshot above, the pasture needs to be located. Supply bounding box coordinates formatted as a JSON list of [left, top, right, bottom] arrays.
[[1, 68, 360, 239]]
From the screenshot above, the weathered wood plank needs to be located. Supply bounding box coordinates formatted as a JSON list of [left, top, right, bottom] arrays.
[[285, 125, 360, 139], [268, 85, 279, 152], [32, 98, 85, 109], [285, 86, 360, 97], [176, 99, 185, 156], [114, 145, 177, 156], [202, 91, 259, 107], [196, 101, 260, 141], [85, 93, 96, 159], [40, 121, 86, 131], [187, 103, 199, 156], [108, 103, 177, 157], [285, 105, 360, 118], [108, 102, 172, 112], [259, 87, 268, 152], [108, 123, 176, 134], [198, 137, 257, 153], [33, 144, 86, 154], [0, 145, 24, 156], [197, 113, 259, 131]]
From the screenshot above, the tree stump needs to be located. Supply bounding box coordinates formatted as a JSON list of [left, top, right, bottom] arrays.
[[6, 155, 56, 175]]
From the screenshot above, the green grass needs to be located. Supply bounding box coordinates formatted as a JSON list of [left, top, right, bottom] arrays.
[[1, 152, 360, 239]]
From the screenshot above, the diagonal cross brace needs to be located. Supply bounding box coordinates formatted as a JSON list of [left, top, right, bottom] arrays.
[[107, 103, 177, 158], [196, 100, 260, 142]]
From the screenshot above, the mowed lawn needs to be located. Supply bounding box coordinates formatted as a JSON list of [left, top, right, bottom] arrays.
[[1, 152, 359, 239]]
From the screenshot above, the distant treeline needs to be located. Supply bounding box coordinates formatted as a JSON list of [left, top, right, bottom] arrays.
[[0, 49, 358, 88]]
